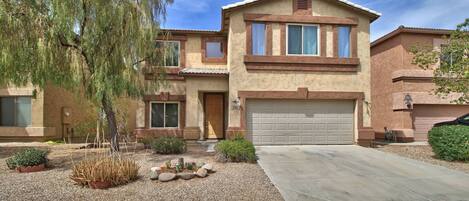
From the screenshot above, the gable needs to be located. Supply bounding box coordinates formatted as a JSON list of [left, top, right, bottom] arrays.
[[223, 0, 380, 20]]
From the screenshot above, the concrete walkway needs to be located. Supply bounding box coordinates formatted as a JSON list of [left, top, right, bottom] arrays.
[[257, 145, 469, 201]]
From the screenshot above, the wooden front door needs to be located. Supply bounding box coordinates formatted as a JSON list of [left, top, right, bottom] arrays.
[[204, 93, 224, 139]]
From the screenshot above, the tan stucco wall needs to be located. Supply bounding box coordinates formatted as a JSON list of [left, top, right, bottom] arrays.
[[43, 85, 138, 139], [227, 0, 373, 135], [185, 35, 227, 69]]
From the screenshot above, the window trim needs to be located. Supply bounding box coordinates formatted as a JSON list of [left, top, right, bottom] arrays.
[[149, 101, 180, 129], [0, 96, 32, 127], [286, 23, 321, 56], [202, 37, 227, 63], [156, 40, 181, 68]]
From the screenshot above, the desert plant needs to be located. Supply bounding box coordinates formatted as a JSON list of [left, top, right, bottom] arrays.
[[6, 148, 48, 169], [71, 157, 139, 188], [428, 125, 469, 161], [215, 139, 257, 163], [151, 137, 186, 154]]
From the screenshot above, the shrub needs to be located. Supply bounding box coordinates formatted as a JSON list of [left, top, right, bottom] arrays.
[[6, 148, 48, 169], [71, 157, 139, 187], [151, 137, 186, 154], [428, 125, 469, 161], [215, 138, 257, 163]]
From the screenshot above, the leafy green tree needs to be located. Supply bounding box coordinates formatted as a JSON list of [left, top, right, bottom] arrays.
[[0, 0, 173, 151], [411, 19, 469, 104]]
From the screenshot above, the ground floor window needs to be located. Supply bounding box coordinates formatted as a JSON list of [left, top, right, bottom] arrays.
[[0, 96, 32, 127], [151, 102, 179, 128]]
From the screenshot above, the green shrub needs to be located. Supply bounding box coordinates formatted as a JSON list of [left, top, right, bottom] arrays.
[[428, 125, 469, 161], [151, 137, 186, 154], [6, 148, 48, 169], [215, 138, 257, 163]]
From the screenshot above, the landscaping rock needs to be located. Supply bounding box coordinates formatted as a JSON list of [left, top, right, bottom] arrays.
[[150, 171, 159, 180], [150, 167, 161, 174], [202, 163, 213, 172], [158, 173, 176, 182], [196, 168, 208, 178], [177, 172, 195, 180]]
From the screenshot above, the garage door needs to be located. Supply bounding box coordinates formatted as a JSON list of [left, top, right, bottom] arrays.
[[246, 100, 354, 145], [413, 105, 469, 141]]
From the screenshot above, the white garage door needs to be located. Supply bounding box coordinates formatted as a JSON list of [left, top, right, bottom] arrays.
[[247, 100, 355, 145]]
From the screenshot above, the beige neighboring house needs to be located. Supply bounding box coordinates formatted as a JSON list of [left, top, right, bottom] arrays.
[[371, 26, 469, 142], [134, 0, 380, 146], [0, 86, 137, 142]]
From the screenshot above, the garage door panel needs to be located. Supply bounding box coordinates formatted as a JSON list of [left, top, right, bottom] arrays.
[[247, 100, 354, 145], [413, 105, 469, 141]]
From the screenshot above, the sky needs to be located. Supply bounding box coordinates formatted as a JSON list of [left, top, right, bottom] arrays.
[[162, 0, 469, 41]]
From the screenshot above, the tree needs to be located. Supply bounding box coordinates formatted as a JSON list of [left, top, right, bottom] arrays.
[[411, 19, 469, 104], [0, 0, 173, 152]]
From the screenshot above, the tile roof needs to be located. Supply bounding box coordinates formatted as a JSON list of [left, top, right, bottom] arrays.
[[179, 68, 229, 76], [371, 25, 453, 48], [222, 0, 381, 17]]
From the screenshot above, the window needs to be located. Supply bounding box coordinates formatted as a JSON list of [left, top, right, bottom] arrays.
[[338, 26, 351, 58], [287, 24, 319, 55], [156, 41, 180, 67], [206, 42, 224, 58], [151, 102, 179, 128], [0, 97, 32, 127], [252, 23, 266, 55]]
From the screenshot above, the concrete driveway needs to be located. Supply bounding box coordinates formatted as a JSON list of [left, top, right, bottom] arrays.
[[257, 145, 469, 201]]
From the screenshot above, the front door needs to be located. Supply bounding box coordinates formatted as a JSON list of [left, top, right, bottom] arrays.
[[204, 93, 224, 139]]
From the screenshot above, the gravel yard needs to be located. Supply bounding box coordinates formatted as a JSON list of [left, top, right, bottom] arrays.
[[0, 143, 283, 201], [375, 144, 469, 174]]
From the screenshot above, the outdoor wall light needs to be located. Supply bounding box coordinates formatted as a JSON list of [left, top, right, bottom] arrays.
[[404, 94, 413, 109], [232, 97, 241, 110]]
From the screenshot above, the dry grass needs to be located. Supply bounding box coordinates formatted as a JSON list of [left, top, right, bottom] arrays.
[[71, 156, 139, 187]]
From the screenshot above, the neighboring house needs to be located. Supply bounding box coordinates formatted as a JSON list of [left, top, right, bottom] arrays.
[[0, 85, 137, 141], [371, 26, 469, 142], [135, 0, 380, 146]]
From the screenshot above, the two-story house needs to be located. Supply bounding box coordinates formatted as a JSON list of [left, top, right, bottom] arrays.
[[135, 0, 381, 146], [371, 26, 469, 142]]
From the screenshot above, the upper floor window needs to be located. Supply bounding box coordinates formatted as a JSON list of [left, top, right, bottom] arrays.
[[151, 102, 179, 128], [202, 37, 227, 63], [252, 23, 266, 55], [0, 96, 32, 127], [206, 42, 224, 58], [338, 26, 351, 58], [156, 41, 180, 67], [287, 24, 319, 56]]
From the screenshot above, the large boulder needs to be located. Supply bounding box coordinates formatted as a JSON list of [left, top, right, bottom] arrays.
[[177, 172, 195, 180], [196, 168, 208, 178], [158, 173, 177, 182]]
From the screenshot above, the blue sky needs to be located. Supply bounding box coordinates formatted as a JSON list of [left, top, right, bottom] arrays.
[[162, 0, 469, 41]]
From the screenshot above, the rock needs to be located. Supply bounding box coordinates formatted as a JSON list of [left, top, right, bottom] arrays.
[[151, 167, 161, 174], [196, 168, 208, 178], [150, 171, 159, 180], [202, 164, 213, 172], [177, 172, 195, 180], [158, 173, 177, 182]]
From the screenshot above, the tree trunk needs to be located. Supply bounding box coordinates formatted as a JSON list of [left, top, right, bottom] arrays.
[[101, 95, 120, 152]]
